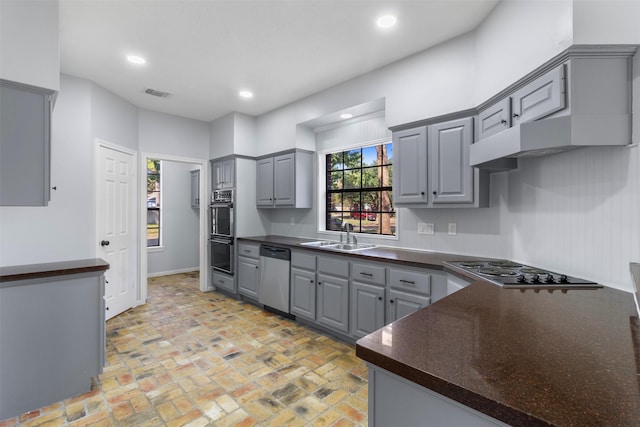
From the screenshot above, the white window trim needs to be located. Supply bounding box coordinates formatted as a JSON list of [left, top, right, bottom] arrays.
[[316, 138, 398, 241]]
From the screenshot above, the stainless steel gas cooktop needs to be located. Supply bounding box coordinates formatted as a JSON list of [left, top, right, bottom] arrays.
[[446, 260, 603, 291]]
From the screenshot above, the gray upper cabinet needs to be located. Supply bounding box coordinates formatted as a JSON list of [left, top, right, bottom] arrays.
[[190, 170, 200, 208], [256, 150, 312, 208], [256, 158, 274, 206], [393, 126, 428, 206], [0, 80, 55, 206], [212, 158, 234, 190], [477, 64, 566, 141], [273, 153, 295, 206], [394, 118, 487, 208], [511, 64, 566, 126], [429, 117, 474, 205], [477, 97, 511, 140]]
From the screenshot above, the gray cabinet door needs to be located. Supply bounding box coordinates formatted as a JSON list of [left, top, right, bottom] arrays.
[[190, 170, 200, 208], [430, 117, 474, 204], [393, 126, 428, 205], [237, 256, 260, 299], [351, 281, 385, 339], [212, 159, 235, 189], [256, 157, 274, 206], [512, 64, 566, 125], [291, 267, 316, 321], [477, 97, 511, 140], [273, 153, 295, 206], [317, 273, 349, 334], [0, 81, 53, 206], [388, 289, 430, 323]]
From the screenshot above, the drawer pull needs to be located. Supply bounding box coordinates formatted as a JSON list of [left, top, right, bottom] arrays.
[[360, 272, 373, 277], [399, 279, 416, 285], [244, 249, 251, 253]]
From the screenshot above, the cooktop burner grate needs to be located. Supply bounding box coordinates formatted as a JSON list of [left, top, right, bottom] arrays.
[[478, 268, 519, 277], [487, 260, 523, 268], [458, 261, 486, 268], [519, 267, 550, 275]]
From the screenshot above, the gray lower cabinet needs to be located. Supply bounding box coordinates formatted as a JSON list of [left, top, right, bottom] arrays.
[[291, 267, 316, 320], [212, 270, 235, 293], [316, 255, 350, 334], [290, 250, 317, 320], [388, 289, 431, 322], [0, 79, 55, 206], [317, 273, 350, 334], [367, 364, 509, 427], [237, 256, 260, 299], [351, 281, 385, 339], [0, 270, 106, 419]]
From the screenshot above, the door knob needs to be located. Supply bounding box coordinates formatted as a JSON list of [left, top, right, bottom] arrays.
[[100, 240, 110, 246]]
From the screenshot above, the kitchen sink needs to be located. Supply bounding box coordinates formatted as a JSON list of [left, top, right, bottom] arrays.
[[300, 240, 340, 247], [328, 243, 377, 252], [300, 241, 376, 252]]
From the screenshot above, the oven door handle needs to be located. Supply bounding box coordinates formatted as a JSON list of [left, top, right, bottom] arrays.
[[210, 238, 233, 245]]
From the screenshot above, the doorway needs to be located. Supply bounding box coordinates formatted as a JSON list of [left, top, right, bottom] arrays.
[[139, 153, 208, 302], [95, 140, 138, 320]]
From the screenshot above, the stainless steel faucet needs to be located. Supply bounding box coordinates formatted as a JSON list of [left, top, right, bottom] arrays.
[[342, 221, 351, 244]]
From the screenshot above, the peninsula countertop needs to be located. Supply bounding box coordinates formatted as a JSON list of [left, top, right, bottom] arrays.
[[356, 280, 640, 426]]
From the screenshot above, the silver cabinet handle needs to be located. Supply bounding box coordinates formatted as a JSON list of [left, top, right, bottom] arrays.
[[360, 272, 373, 277], [399, 279, 415, 285]]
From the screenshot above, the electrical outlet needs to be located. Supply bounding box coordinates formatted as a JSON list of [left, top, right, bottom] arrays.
[[290, 217, 295, 225], [418, 222, 434, 235], [448, 223, 457, 235]]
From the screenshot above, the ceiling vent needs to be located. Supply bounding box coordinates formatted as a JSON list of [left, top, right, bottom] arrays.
[[144, 88, 171, 98]]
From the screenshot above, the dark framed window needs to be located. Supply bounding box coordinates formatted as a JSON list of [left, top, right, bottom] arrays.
[[147, 159, 161, 247], [326, 143, 395, 236]]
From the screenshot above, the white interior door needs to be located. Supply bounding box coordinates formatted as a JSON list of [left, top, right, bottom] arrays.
[[98, 144, 137, 320]]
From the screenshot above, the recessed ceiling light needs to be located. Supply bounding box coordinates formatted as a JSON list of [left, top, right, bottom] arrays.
[[376, 15, 397, 29], [126, 55, 146, 65], [340, 113, 353, 119], [239, 90, 254, 99]]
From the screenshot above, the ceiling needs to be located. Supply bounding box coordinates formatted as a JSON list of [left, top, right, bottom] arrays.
[[59, 0, 500, 123]]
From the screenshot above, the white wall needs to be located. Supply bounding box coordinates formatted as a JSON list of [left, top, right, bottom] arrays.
[[572, 0, 640, 45], [255, 34, 477, 156], [209, 113, 235, 158], [147, 161, 200, 276], [1, 75, 92, 265], [251, 0, 640, 291], [0, 0, 59, 90], [474, 0, 573, 103], [139, 109, 210, 160], [91, 84, 139, 152]]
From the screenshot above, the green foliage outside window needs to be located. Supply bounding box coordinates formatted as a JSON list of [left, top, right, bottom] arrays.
[[326, 143, 395, 236]]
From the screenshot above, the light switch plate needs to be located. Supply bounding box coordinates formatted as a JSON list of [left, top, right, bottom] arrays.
[[448, 223, 457, 235], [418, 223, 434, 235]]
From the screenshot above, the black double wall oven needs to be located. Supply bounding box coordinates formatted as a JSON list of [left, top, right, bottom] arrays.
[[209, 189, 234, 275]]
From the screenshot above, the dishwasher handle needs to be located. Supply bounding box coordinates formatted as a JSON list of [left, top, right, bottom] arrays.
[[260, 245, 291, 260]]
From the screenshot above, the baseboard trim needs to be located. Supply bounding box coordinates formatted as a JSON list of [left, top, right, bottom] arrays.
[[147, 268, 198, 278]]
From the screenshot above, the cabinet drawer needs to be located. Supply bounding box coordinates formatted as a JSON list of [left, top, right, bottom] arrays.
[[238, 242, 260, 259], [212, 271, 235, 292], [352, 262, 386, 285], [318, 256, 349, 278], [389, 268, 431, 295], [292, 251, 316, 270]]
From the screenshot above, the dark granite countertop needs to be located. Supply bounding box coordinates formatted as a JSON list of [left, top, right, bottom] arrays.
[[0, 258, 110, 285], [356, 280, 640, 426], [237, 235, 485, 270]]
